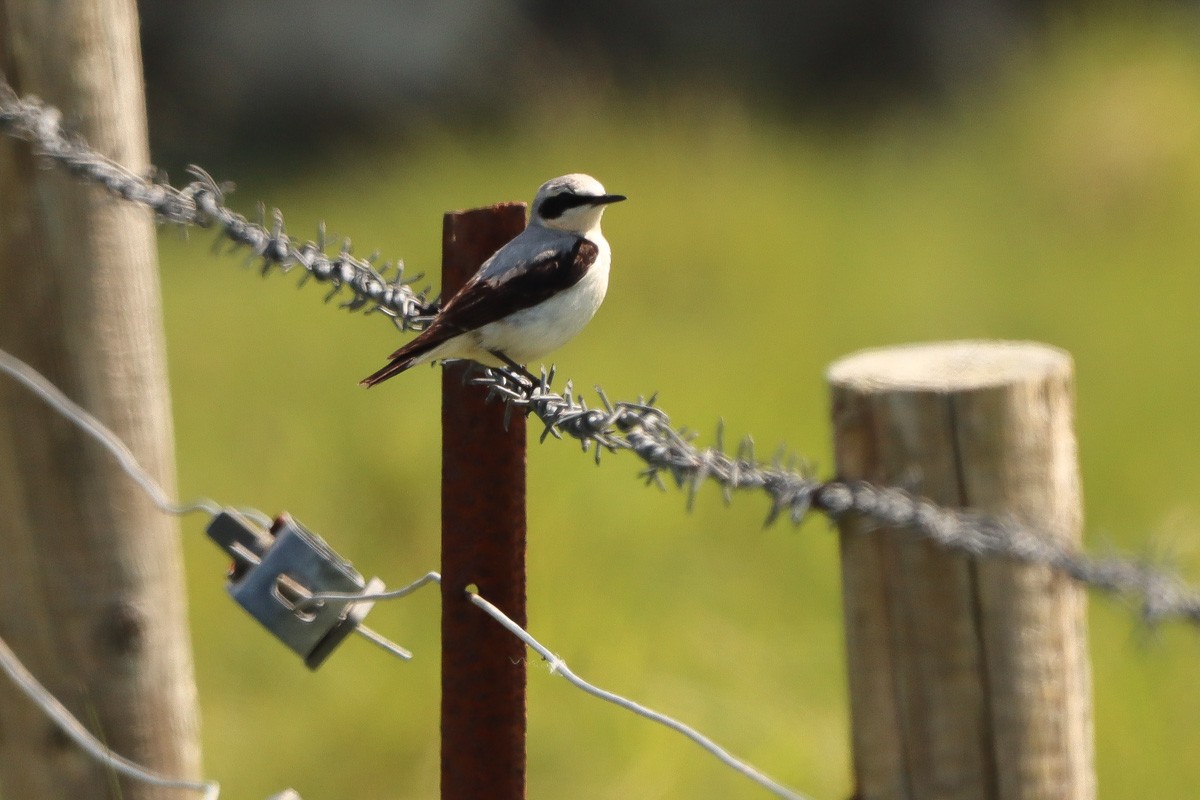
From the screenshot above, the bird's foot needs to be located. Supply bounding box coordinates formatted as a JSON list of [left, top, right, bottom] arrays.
[[489, 349, 538, 388]]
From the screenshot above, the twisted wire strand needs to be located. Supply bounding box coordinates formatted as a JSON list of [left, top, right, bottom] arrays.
[[468, 365, 1200, 626], [4, 80, 1199, 628], [0, 84, 437, 329]]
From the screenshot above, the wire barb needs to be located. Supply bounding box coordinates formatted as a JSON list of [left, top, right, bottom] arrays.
[[3, 80, 1200, 630], [0, 84, 436, 330], [6, 78, 1200, 799], [464, 363, 1200, 627]]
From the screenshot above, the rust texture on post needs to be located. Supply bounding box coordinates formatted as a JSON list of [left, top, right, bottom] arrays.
[[0, 1, 201, 798], [828, 341, 1094, 800], [441, 202, 529, 800]]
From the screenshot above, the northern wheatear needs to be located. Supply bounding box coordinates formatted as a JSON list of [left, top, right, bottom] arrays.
[[361, 173, 624, 386]]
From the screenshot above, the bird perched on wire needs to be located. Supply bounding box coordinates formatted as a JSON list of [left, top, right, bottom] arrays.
[[361, 173, 625, 387]]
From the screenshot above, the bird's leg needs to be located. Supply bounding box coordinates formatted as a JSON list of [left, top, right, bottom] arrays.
[[489, 349, 538, 387]]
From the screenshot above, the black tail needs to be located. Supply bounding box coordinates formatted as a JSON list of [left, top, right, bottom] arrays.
[[359, 325, 455, 387], [359, 355, 419, 387]]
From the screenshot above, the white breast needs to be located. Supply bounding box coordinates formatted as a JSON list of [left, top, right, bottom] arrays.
[[476, 235, 611, 363]]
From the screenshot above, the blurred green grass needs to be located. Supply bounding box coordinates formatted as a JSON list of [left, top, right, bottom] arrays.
[[160, 11, 1200, 799]]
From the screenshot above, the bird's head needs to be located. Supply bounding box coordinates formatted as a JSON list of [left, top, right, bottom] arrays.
[[529, 173, 625, 235]]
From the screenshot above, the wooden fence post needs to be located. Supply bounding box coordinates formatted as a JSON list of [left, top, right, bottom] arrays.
[[0, 1, 201, 798], [440, 203, 529, 800], [828, 340, 1094, 800]]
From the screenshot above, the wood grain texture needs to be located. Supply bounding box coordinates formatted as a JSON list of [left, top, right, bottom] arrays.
[[0, 1, 201, 798], [828, 341, 1094, 800]]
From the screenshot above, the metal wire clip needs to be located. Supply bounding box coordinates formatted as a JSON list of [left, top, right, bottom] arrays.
[[206, 510, 388, 669]]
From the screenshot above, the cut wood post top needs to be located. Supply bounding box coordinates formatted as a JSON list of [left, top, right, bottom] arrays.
[[827, 340, 1072, 393]]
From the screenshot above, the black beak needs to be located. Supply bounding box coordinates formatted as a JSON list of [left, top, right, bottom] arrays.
[[594, 194, 627, 205]]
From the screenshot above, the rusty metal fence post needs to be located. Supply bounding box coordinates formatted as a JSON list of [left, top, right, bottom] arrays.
[[440, 202, 529, 800]]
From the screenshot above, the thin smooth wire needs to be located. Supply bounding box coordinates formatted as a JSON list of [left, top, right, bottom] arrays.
[[466, 592, 813, 800], [317, 574, 811, 799], [0, 346, 411, 794], [315, 573, 440, 659], [0, 348, 219, 518], [5, 82, 1200, 628], [0, 343, 803, 796], [0, 633, 220, 800], [1, 346, 410, 659], [5, 84, 808, 799], [337, 574, 445, 660], [303, 571, 443, 608]]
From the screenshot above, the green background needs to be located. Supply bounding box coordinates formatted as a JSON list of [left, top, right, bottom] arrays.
[[158, 11, 1200, 799]]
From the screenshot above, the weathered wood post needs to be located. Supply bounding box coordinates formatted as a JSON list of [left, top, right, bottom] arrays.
[[828, 340, 1094, 800], [0, 0, 201, 798], [440, 203, 529, 800]]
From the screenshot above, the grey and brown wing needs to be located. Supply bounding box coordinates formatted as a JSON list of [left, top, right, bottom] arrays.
[[360, 238, 597, 386]]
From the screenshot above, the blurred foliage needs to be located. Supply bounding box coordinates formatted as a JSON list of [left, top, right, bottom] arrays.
[[158, 9, 1200, 799]]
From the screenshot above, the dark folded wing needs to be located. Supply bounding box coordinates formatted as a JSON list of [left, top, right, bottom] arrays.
[[360, 237, 599, 385], [385, 237, 597, 359]]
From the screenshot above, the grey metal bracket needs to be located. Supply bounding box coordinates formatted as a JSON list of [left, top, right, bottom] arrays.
[[206, 510, 385, 669]]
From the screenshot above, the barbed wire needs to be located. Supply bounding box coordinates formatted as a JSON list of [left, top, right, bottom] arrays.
[[0, 83, 438, 330], [0, 346, 811, 800], [468, 365, 1200, 625], [2, 80, 1198, 628]]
